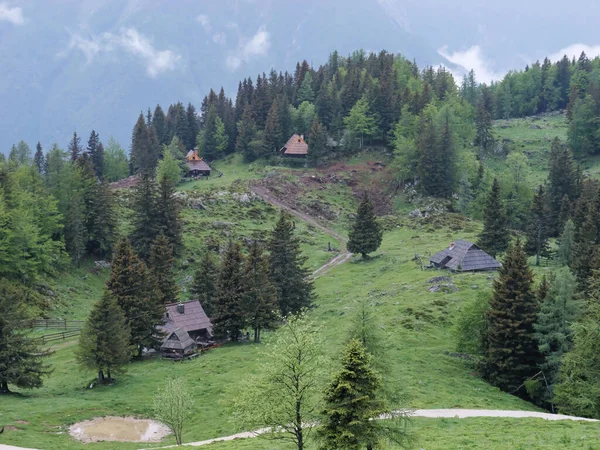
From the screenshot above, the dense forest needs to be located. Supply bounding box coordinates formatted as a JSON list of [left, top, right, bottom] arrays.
[[4, 48, 600, 422]]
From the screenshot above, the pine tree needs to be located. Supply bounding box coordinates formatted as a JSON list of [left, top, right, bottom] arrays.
[[477, 178, 510, 257], [155, 176, 182, 255], [416, 104, 442, 196], [148, 234, 179, 304], [87, 130, 104, 178], [319, 339, 406, 450], [197, 104, 221, 161], [152, 104, 167, 145], [130, 171, 159, 260], [296, 71, 315, 104], [263, 100, 283, 157], [107, 238, 163, 355], [131, 113, 152, 174], [86, 178, 117, 256], [475, 86, 495, 154], [33, 142, 45, 174], [269, 212, 314, 315], [64, 190, 87, 265], [535, 267, 581, 406], [307, 119, 327, 166], [191, 251, 218, 317], [186, 103, 199, 150], [212, 241, 247, 341], [0, 282, 51, 393], [483, 240, 542, 395], [557, 219, 576, 267], [236, 105, 258, 162], [547, 139, 576, 236], [68, 131, 83, 161], [347, 193, 382, 259], [76, 290, 132, 383], [525, 185, 550, 266], [244, 242, 278, 343]]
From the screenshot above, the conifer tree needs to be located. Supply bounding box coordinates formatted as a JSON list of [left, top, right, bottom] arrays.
[[33, 142, 45, 174], [244, 242, 278, 343], [558, 219, 576, 267], [197, 104, 221, 161], [535, 267, 580, 406], [263, 100, 283, 156], [191, 251, 218, 317], [269, 212, 314, 315], [347, 193, 382, 259], [318, 339, 408, 450], [87, 130, 104, 178], [64, 190, 87, 265], [76, 290, 132, 383], [547, 138, 576, 236], [525, 185, 550, 266], [86, 178, 117, 256], [156, 146, 182, 185], [296, 71, 315, 104], [477, 178, 509, 257], [152, 104, 167, 145], [483, 240, 542, 395], [186, 103, 199, 150], [148, 233, 179, 304], [475, 85, 495, 153], [68, 131, 83, 161], [130, 170, 159, 260], [307, 119, 327, 166], [417, 104, 443, 196], [107, 238, 163, 355], [343, 95, 378, 148], [212, 241, 247, 341], [156, 176, 182, 255], [0, 282, 51, 393], [131, 113, 152, 174], [236, 105, 258, 162]]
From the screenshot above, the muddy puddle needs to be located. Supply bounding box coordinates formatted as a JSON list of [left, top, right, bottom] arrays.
[[69, 416, 170, 443]]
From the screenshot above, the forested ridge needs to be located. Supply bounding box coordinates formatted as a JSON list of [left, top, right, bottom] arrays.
[[5, 48, 600, 441]]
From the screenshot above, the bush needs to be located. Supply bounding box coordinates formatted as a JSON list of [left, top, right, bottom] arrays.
[[453, 291, 491, 357]]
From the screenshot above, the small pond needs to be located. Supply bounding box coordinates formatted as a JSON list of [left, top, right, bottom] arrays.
[[69, 416, 170, 443]]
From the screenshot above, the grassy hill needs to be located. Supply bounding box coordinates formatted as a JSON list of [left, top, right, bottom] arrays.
[[3, 116, 600, 450]]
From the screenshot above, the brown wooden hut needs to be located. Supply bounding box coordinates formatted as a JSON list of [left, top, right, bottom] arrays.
[[186, 149, 212, 176], [430, 240, 501, 272], [159, 300, 213, 345], [161, 327, 197, 358], [280, 134, 308, 157]]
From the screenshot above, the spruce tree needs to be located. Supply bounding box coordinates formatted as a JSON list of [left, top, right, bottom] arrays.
[[148, 233, 179, 304], [152, 104, 167, 145], [197, 104, 220, 161], [33, 142, 45, 174], [547, 139, 576, 236], [483, 240, 542, 395], [236, 105, 258, 162], [244, 242, 278, 343], [191, 251, 218, 317], [475, 85, 495, 153], [87, 130, 104, 178], [76, 290, 132, 383], [477, 178, 510, 257], [68, 131, 83, 161], [307, 119, 327, 166], [319, 339, 406, 450], [64, 190, 87, 265], [186, 103, 199, 150], [131, 113, 152, 174], [212, 241, 247, 341], [269, 212, 314, 315], [156, 176, 183, 255], [0, 282, 51, 393], [525, 185, 550, 266], [347, 193, 382, 259], [86, 178, 117, 256], [130, 171, 159, 260], [557, 219, 576, 267], [107, 238, 163, 355], [263, 100, 283, 157]]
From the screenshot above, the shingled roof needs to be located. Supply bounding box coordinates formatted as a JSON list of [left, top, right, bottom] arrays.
[[161, 327, 196, 351], [186, 149, 212, 172], [159, 300, 213, 336], [430, 240, 501, 272], [280, 134, 308, 156]]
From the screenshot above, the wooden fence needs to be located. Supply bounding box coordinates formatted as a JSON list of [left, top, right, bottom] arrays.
[[30, 319, 84, 330], [39, 329, 81, 344]]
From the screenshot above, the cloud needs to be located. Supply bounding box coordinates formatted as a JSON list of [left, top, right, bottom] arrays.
[[438, 45, 503, 84], [67, 28, 180, 77], [212, 32, 226, 46], [0, 3, 24, 25], [226, 26, 270, 71], [547, 43, 600, 62], [196, 14, 212, 33]]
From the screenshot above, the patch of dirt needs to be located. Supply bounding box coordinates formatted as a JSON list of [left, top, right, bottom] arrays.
[[4, 426, 20, 431], [13, 420, 29, 425], [69, 416, 170, 443], [109, 175, 139, 189]]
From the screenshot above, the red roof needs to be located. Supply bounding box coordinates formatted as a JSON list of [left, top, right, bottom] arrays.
[[280, 134, 308, 155]]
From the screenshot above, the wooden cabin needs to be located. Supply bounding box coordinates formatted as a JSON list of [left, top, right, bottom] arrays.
[[161, 328, 197, 358], [430, 240, 501, 272], [280, 134, 308, 157], [158, 301, 213, 357], [186, 149, 212, 176]]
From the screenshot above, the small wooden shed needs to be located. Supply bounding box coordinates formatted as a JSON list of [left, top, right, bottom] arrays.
[[430, 240, 501, 272], [186, 149, 212, 176], [161, 327, 197, 358], [280, 134, 308, 157]]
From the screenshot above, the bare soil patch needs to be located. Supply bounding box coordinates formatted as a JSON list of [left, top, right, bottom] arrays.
[[69, 416, 170, 443]]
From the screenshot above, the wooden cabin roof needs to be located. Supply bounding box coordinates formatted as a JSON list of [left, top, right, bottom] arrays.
[[186, 149, 202, 161], [187, 159, 212, 172], [430, 239, 501, 272], [159, 300, 213, 336], [161, 327, 195, 351], [280, 134, 308, 155]]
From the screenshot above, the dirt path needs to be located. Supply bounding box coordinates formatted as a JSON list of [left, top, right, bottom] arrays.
[[250, 185, 351, 278], [147, 409, 598, 449]]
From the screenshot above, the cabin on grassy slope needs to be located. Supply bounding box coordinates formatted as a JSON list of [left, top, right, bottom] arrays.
[[186, 149, 212, 176], [159, 300, 213, 356], [161, 327, 197, 357], [430, 240, 501, 272], [280, 134, 308, 157]]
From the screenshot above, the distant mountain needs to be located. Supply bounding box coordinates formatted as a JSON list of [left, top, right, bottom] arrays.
[[0, 0, 597, 152]]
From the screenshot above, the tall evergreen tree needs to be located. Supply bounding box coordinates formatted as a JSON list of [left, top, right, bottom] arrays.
[[244, 242, 278, 343], [155, 176, 182, 255], [477, 178, 510, 257], [87, 130, 104, 178], [131, 113, 152, 174], [33, 142, 45, 174], [148, 233, 179, 304], [557, 219, 576, 267], [263, 100, 283, 157], [186, 103, 199, 150], [475, 85, 495, 153], [483, 240, 542, 396], [212, 241, 247, 341], [269, 212, 314, 315], [347, 193, 382, 259], [68, 132, 83, 161], [0, 282, 51, 393], [525, 185, 550, 266], [306, 119, 328, 166], [107, 238, 163, 355], [76, 290, 132, 383], [296, 71, 315, 104], [152, 104, 168, 145], [86, 178, 117, 256], [547, 138, 576, 236], [130, 171, 159, 261], [236, 105, 258, 162], [191, 251, 219, 317]]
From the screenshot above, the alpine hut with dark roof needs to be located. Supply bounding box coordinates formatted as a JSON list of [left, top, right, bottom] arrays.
[[158, 300, 213, 357], [280, 134, 308, 158], [161, 328, 197, 358], [186, 149, 212, 176], [430, 240, 501, 272]]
